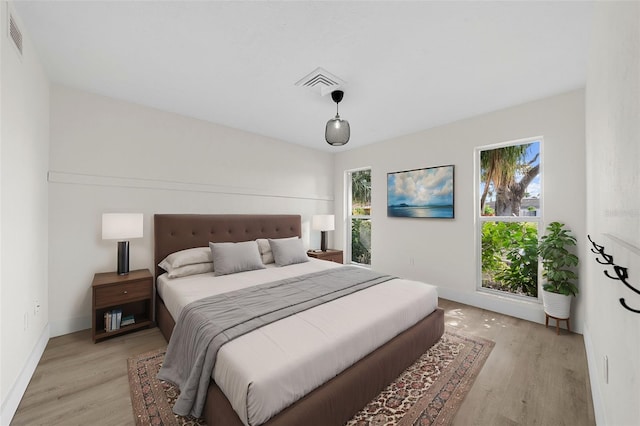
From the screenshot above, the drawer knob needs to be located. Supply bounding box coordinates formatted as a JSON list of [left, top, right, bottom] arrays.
[[123, 290, 128, 294]]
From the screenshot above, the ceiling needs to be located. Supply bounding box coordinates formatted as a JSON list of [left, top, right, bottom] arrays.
[[13, 1, 593, 152]]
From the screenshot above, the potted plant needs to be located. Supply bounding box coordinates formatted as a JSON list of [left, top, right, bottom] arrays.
[[538, 222, 579, 319]]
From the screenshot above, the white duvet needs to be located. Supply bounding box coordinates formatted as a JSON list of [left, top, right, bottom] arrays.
[[157, 259, 438, 426]]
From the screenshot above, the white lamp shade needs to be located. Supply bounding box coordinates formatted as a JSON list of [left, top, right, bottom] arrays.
[[312, 214, 335, 231], [102, 213, 143, 240]]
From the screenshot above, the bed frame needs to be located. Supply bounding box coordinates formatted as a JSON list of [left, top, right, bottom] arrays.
[[154, 214, 444, 426]]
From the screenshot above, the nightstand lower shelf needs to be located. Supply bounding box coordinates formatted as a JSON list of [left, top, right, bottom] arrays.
[[94, 318, 153, 342]]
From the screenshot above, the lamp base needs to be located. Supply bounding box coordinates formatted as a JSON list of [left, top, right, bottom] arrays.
[[320, 231, 328, 252], [117, 241, 130, 275]]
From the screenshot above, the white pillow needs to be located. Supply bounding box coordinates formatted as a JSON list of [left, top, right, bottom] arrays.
[[209, 241, 265, 276], [166, 262, 214, 278], [158, 247, 212, 271], [257, 237, 298, 264], [268, 237, 309, 266]]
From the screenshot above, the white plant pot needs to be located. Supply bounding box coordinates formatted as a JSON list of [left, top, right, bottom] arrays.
[[542, 289, 572, 319]]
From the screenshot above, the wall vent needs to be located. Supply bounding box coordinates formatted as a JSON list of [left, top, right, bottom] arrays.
[[9, 12, 23, 55], [295, 67, 345, 96]]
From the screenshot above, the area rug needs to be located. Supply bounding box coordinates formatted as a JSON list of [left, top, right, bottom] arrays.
[[128, 330, 493, 426]]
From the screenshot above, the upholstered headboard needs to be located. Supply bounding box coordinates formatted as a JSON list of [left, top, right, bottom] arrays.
[[153, 214, 302, 278]]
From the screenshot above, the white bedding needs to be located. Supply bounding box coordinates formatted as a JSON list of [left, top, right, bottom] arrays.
[[157, 259, 438, 426]]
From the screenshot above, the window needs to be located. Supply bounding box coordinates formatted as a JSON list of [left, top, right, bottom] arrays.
[[347, 168, 371, 265], [478, 139, 541, 299]]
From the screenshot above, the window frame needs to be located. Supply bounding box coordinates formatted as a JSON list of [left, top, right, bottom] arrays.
[[345, 167, 372, 267], [475, 137, 544, 301]]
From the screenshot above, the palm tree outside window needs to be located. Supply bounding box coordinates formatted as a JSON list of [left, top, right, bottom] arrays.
[[478, 139, 542, 299]]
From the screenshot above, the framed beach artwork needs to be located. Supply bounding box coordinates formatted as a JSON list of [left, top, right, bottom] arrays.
[[387, 165, 454, 218]]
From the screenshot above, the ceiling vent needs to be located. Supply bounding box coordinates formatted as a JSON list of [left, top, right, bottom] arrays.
[[295, 67, 346, 96], [8, 12, 23, 55]]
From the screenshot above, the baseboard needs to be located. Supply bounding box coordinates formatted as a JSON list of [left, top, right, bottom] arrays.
[[49, 315, 90, 338], [583, 323, 605, 425], [437, 285, 546, 327], [0, 323, 50, 426]]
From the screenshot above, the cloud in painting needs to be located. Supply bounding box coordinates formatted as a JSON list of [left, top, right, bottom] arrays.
[[388, 166, 454, 207]]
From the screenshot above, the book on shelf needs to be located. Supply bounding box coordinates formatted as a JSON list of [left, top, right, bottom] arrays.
[[104, 308, 123, 332], [121, 314, 135, 327]]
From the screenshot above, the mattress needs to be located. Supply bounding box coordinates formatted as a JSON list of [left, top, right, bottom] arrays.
[[157, 259, 439, 426]]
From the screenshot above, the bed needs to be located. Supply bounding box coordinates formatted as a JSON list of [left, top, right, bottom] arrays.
[[154, 214, 444, 426]]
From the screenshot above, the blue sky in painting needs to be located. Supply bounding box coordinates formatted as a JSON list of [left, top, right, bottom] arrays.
[[388, 166, 454, 207]]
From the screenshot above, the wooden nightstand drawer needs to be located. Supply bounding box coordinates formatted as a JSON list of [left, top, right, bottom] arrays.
[[95, 280, 152, 308], [321, 252, 342, 263]]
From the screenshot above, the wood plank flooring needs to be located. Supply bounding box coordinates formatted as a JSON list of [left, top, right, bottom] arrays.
[[11, 327, 166, 426], [440, 299, 595, 426], [10, 299, 595, 425]]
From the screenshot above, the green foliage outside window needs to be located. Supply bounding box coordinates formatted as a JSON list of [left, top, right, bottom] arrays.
[[351, 170, 371, 215], [351, 218, 371, 265], [482, 222, 538, 297], [350, 169, 371, 265]]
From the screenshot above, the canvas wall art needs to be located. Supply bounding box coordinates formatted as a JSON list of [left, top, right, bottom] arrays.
[[387, 165, 454, 218]]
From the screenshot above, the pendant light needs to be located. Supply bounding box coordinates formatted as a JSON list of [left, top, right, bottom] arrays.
[[325, 90, 350, 146]]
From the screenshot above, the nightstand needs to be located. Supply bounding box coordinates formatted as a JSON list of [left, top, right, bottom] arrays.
[[307, 249, 344, 264], [92, 269, 154, 342]]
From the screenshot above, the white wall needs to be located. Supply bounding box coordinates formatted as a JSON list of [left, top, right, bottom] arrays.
[[584, 2, 639, 425], [48, 85, 334, 337], [334, 90, 586, 331], [0, 1, 50, 423]]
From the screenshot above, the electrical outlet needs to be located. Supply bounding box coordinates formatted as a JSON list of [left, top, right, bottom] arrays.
[[24, 312, 28, 331], [604, 355, 609, 384], [34, 300, 40, 316], [409, 257, 415, 266]]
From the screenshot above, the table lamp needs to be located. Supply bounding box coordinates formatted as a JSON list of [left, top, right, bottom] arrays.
[[102, 213, 143, 275], [311, 214, 335, 252]]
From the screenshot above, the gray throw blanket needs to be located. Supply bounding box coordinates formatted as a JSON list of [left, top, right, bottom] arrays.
[[157, 266, 394, 418]]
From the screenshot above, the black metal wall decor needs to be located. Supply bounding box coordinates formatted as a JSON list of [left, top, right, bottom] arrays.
[[588, 235, 640, 313]]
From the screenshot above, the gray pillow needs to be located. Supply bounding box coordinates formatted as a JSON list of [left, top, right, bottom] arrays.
[[268, 237, 309, 266], [257, 237, 298, 264], [209, 241, 265, 276]]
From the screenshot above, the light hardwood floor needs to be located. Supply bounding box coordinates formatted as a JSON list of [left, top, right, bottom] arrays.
[[440, 299, 595, 426], [11, 299, 595, 426]]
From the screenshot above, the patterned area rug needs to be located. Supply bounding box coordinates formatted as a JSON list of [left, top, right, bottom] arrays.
[[128, 330, 493, 426]]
